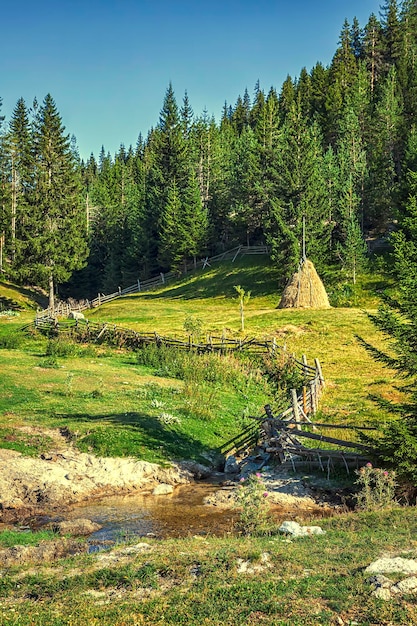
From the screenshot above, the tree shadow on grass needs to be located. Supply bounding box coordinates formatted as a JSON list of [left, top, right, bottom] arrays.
[[55, 410, 218, 463], [129, 261, 279, 302]]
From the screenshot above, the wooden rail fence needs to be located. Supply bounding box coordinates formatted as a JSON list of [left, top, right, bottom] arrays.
[[31, 316, 283, 356], [220, 356, 324, 456], [38, 245, 270, 319], [221, 356, 374, 473]]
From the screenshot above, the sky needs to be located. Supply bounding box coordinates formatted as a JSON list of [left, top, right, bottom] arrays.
[[0, 0, 383, 161]]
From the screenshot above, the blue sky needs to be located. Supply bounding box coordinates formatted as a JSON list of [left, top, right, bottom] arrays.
[[0, 0, 382, 160]]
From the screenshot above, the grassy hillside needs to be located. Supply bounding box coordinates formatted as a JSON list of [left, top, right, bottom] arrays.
[[88, 257, 396, 427], [0, 257, 397, 461], [0, 280, 46, 313]]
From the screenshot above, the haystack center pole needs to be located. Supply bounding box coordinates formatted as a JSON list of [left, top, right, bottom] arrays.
[[302, 215, 306, 262]]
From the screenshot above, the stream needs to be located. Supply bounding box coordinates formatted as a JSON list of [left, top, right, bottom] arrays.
[[55, 480, 331, 549], [65, 483, 238, 547]]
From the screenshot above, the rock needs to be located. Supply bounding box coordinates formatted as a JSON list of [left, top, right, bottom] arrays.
[[373, 587, 392, 601], [279, 521, 325, 537], [152, 484, 174, 495], [68, 311, 85, 320], [0, 539, 87, 566], [49, 518, 102, 536], [365, 557, 417, 575], [368, 574, 394, 589], [392, 576, 417, 594], [179, 461, 212, 479], [224, 455, 239, 474], [203, 488, 236, 507]]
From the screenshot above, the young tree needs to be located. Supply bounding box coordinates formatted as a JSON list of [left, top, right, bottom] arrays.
[[234, 285, 251, 332]]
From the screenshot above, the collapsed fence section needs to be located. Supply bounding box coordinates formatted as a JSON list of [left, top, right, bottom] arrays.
[[221, 354, 374, 474]]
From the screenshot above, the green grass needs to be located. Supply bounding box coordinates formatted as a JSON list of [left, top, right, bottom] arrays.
[[0, 279, 46, 311], [0, 259, 415, 624], [0, 508, 416, 624], [0, 327, 273, 463], [86, 258, 396, 427], [0, 257, 398, 462], [0, 529, 56, 548]]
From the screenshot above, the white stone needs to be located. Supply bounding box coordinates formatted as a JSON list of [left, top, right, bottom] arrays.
[[152, 483, 174, 495], [68, 311, 85, 320], [373, 587, 392, 601], [279, 520, 325, 537], [392, 577, 417, 594], [365, 557, 417, 575]]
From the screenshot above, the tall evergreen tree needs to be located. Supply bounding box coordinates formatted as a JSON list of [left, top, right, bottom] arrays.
[[363, 13, 384, 93], [29, 94, 88, 308], [366, 66, 404, 228], [7, 98, 34, 271], [358, 164, 417, 487]]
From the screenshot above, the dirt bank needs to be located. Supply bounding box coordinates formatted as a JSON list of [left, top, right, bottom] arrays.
[[0, 429, 200, 523]]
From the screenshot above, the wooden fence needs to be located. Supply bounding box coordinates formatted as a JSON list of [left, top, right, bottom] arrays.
[[32, 316, 283, 356], [220, 356, 324, 455], [37, 245, 270, 319], [221, 356, 374, 473]]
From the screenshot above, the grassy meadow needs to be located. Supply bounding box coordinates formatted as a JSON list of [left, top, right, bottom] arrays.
[[0, 257, 398, 462], [1, 509, 417, 625], [2, 259, 417, 625]]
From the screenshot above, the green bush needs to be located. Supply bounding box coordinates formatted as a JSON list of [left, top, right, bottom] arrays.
[[0, 332, 22, 349], [354, 463, 396, 511], [235, 473, 270, 536], [46, 338, 80, 357]]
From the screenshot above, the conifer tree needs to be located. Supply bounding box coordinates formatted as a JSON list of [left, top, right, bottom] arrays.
[[366, 66, 404, 228], [334, 106, 368, 281], [7, 98, 34, 271], [29, 94, 88, 308], [358, 166, 417, 486], [363, 13, 384, 93]]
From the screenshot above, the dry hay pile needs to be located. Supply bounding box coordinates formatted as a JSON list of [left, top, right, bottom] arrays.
[[278, 259, 330, 309]]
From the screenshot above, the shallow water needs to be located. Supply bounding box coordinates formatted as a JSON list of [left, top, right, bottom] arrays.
[[66, 483, 239, 546]]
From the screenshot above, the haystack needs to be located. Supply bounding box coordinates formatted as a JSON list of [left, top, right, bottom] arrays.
[[278, 259, 330, 309]]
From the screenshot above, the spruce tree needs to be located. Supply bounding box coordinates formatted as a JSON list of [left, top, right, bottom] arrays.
[[30, 94, 88, 308], [358, 146, 417, 488], [7, 98, 34, 271]]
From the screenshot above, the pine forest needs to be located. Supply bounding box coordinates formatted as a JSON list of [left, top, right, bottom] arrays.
[[1, 1, 417, 301]]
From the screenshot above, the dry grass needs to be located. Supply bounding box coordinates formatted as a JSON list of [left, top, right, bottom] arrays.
[[278, 259, 330, 309]]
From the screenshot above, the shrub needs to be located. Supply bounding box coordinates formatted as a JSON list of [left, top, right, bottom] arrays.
[[46, 338, 79, 358], [235, 473, 270, 536], [354, 463, 396, 511], [0, 332, 22, 349]]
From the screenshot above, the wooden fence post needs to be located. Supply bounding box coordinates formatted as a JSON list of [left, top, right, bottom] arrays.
[[310, 380, 317, 415], [303, 386, 308, 415], [98, 293, 101, 306], [137, 279, 141, 292], [302, 354, 308, 377], [315, 358, 325, 388], [160, 272, 165, 284], [291, 389, 301, 430], [118, 286, 122, 295]]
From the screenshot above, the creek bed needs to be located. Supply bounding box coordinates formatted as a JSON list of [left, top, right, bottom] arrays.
[[67, 483, 238, 547]]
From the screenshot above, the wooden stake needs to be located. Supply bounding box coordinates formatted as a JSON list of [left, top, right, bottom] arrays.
[[291, 389, 301, 430]]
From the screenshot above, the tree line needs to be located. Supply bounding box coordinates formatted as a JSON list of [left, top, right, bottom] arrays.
[[1, 0, 417, 302]]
